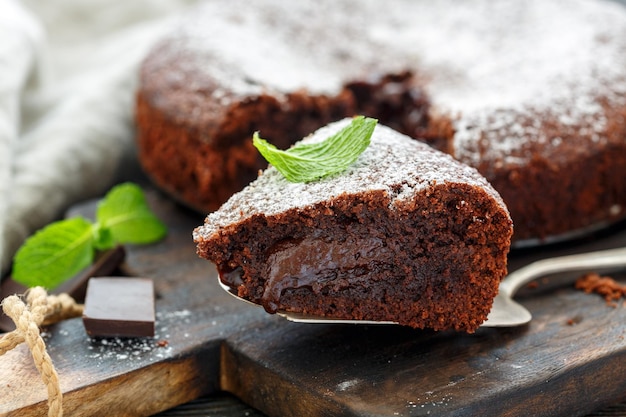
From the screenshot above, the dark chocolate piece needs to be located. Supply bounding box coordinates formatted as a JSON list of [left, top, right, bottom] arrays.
[[82, 277, 155, 338], [0, 246, 126, 332], [57, 245, 126, 302]]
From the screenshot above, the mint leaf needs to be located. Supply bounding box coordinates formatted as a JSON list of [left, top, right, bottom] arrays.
[[96, 182, 167, 244], [12, 217, 95, 289], [92, 222, 115, 251], [253, 116, 377, 182], [11, 182, 167, 289]]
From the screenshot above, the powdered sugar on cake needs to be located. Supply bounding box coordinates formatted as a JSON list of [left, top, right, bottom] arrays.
[[194, 119, 506, 239], [162, 0, 626, 168], [387, 0, 626, 166]]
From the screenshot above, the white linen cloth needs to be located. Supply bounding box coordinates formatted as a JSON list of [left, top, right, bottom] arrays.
[[0, 0, 197, 275]]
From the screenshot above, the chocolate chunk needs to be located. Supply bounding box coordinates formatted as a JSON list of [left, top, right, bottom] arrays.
[[57, 245, 126, 302], [83, 277, 155, 338]]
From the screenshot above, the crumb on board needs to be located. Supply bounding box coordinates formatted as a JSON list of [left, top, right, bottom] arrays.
[[574, 272, 626, 307], [526, 278, 549, 290], [566, 316, 583, 326], [526, 281, 539, 290]]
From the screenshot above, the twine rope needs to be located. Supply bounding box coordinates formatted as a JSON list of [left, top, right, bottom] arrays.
[[0, 287, 83, 417]]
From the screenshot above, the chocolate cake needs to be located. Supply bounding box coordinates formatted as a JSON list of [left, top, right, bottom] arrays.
[[193, 120, 513, 332], [137, 0, 626, 244]]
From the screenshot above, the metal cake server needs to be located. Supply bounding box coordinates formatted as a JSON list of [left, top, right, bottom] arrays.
[[483, 246, 626, 327], [219, 247, 626, 328]]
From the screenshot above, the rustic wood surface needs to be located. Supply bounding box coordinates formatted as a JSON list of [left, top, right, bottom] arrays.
[[1, 188, 625, 416]]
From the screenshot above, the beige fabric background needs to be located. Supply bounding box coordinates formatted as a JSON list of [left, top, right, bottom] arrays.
[[0, 0, 198, 275]]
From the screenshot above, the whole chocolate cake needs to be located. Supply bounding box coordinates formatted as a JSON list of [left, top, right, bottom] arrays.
[[137, 0, 626, 244], [194, 120, 513, 332]]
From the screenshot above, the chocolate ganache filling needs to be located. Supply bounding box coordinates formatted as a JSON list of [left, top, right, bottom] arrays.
[[218, 233, 396, 315], [261, 235, 394, 313]]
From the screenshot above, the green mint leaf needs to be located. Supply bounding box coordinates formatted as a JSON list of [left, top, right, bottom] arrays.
[[96, 182, 167, 245], [11, 182, 167, 289], [92, 222, 116, 251], [253, 115, 377, 182], [12, 217, 95, 289]]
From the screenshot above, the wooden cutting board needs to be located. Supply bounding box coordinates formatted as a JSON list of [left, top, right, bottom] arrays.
[[1, 188, 625, 417]]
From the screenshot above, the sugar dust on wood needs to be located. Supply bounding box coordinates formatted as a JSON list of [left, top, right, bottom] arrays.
[[40, 309, 195, 365]]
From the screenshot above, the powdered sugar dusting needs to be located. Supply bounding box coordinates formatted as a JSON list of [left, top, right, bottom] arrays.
[[371, 0, 626, 112], [194, 119, 505, 239], [153, 0, 626, 168], [367, 0, 626, 166], [163, 0, 400, 97]]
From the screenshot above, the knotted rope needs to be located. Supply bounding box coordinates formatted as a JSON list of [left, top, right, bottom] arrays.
[[0, 287, 83, 417]]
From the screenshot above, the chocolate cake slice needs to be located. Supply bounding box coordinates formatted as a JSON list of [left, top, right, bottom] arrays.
[[194, 120, 513, 332]]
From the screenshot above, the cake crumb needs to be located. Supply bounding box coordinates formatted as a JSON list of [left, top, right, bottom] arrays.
[[574, 273, 626, 307], [566, 316, 582, 326], [526, 281, 539, 290]]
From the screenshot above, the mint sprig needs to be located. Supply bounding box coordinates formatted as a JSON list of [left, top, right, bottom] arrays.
[[12, 183, 167, 289], [95, 183, 167, 246], [253, 115, 377, 183]]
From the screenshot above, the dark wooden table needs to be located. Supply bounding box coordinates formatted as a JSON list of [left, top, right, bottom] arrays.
[[156, 393, 626, 417], [2, 188, 626, 416]]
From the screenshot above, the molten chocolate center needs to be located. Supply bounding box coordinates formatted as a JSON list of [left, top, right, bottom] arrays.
[[261, 235, 391, 313]]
